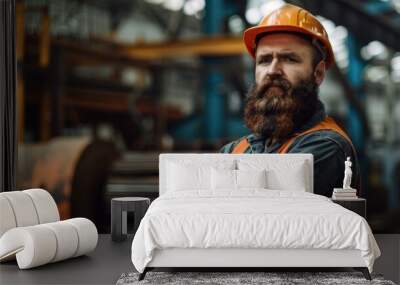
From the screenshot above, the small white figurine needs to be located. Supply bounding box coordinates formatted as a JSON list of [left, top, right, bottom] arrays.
[[342, 157, 353, 189]]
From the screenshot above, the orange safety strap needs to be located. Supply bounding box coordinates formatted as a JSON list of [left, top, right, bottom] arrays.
[[278, 116, 352, 153], [232, 138, 251, 154], [232, 116, 353, 154]]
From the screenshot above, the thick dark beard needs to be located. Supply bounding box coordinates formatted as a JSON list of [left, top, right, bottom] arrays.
[[244, 74, 319, 145]]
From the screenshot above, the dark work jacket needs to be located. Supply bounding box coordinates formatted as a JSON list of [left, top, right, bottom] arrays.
[[219, 100, 361, 198]]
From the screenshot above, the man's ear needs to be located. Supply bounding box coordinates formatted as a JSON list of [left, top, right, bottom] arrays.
[[314, 61, 326, 86]]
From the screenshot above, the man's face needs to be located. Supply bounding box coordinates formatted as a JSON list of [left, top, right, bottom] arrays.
[[255, 33, 317, 86], [244, 33, 325, 144]]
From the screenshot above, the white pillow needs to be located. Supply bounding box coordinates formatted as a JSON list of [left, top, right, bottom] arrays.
[[211, 168, 267, 190], [238, 159, 307, 191], [166, 159, 235, 192], [272, 162, 307, 191], [237, 169, 267, 189], [211, 168, 236, 190], [167, 162, 210, 191]]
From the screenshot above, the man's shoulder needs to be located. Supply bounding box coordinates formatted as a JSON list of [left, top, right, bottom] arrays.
[[289, 129, 353, 157], [219, 134, 253, 153]]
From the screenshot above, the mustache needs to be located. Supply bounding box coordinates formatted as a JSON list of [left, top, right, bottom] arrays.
[[247, 75, 295, 115], [253, 75, 292, 100]]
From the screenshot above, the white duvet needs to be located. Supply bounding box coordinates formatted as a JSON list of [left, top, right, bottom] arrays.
[[131, 190, 380, 273]]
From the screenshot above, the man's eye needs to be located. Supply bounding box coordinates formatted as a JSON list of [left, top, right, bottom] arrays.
[[258, 58, 271, 64], [285, 57, 298, 62]]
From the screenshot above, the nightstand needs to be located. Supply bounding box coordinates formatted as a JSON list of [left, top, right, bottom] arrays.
[[331, 198, 366, 218], [111, 197, 150, 242]]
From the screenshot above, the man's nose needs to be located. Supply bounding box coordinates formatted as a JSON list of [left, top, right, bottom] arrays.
[[267, 58, 283, 76]]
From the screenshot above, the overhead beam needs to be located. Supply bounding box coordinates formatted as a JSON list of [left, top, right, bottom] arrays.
[[119, 36, 247, 60], [33, 36, 246, 66]]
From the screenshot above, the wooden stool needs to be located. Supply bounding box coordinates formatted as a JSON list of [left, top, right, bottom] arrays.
[[111, 197, 150, 242]]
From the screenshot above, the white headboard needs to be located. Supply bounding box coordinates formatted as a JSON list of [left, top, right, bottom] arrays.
[[159, 153, 314, 195]]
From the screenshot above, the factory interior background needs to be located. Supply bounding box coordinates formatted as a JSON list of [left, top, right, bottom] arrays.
[[6, 0, 400, 234]]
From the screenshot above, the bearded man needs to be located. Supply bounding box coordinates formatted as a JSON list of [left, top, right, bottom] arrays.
[[220, 4, 361, 197]]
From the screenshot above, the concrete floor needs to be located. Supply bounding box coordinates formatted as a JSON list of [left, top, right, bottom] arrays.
[[374, 234, 400, 284], [0, 234, 399, 285]]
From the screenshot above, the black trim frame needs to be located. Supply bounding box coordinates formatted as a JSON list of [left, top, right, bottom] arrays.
[[0, 0, 17, 192]]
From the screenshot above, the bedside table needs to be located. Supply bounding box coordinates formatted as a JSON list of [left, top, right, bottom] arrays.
[[331, 198, 366, 218], [111, 197, 150, 242]]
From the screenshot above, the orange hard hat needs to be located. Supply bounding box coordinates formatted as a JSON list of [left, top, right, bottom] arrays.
[[243, 4, 335, 68]]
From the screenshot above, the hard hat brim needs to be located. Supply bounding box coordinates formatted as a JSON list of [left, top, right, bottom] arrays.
[[243, 25, 335, 68]]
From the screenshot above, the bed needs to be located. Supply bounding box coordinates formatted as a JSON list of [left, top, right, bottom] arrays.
[[131, 153, 381, 280]]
